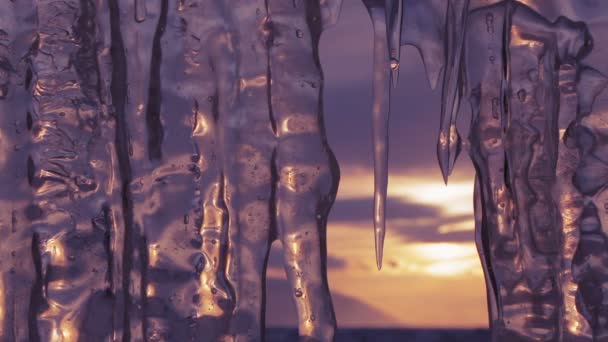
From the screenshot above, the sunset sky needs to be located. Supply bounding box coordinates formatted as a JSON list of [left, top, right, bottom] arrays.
[[265, 0, 608, 329]]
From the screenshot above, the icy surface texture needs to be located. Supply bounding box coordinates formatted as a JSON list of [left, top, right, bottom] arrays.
[[465, 2, 606, 340], [369, 0, 608, 340], [0, 1, 340, 341]]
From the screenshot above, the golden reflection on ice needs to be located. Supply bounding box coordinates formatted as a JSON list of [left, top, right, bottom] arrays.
[[193, 111, 209, 137], [149, 244, 159, 267], [203, 205, 223, 228], [239, 75, 267, 90], [48, 279, 69, 291], [146, 284, 156, 297], [40, 301, 65, 321], [58, 317, 77, 342], [280, 114, 318, 134], [46, 238, 67, 267]]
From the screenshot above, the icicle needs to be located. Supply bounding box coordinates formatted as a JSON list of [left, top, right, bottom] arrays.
[[320, 0, 344, 30], [401, 0, 447, 90], [363, 0, 391, 270], [437, 0, 469, 184]]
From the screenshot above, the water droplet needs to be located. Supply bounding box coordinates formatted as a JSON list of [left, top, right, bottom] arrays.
[[296, 29, 303, 38], [294, 288, 303, 297], [390, 58, 399, 70]]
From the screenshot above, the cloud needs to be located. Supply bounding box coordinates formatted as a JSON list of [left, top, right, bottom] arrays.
[[325, 223, 483, 279], [325, 169, 477, 244], [328, 197, 475, 243], [329, 197, 440, 222]]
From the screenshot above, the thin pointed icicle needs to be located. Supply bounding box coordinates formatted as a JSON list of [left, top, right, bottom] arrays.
[[437, 0, 469, 184], [387, 0, 403, 87], [364, 0, 391, 270]]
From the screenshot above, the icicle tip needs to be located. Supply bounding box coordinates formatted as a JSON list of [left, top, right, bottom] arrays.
[[374, 222, 385, 270]]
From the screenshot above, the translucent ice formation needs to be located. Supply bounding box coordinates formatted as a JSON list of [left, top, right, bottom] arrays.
[[369, 0, 608, 340], [437, 0, 469, 184], [464, 2, 607, 340], [463, 1, 605, 340], [362, 0, 470, 269], [362, 0, 392, 270], [0, 1, 340, 341]]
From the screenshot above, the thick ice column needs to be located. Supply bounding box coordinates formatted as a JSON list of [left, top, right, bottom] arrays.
[[215, 2, 277, 341], [123, 1, 234, 340], [25, 0, 120, 340], [465, 1, 604, 340], [268, 0, 339, 340], [109, 0, 169, 338], [465, 3, 516, 337]]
